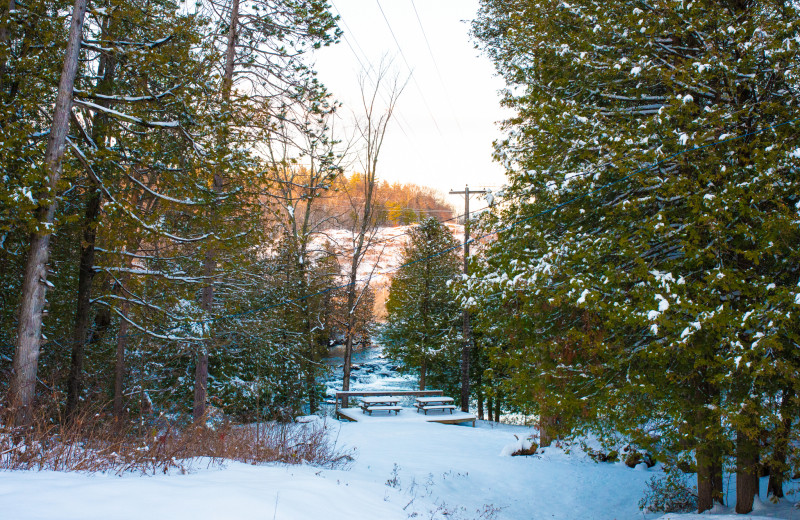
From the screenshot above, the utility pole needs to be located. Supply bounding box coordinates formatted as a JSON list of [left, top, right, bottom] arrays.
[[449, 185, 486, 413]]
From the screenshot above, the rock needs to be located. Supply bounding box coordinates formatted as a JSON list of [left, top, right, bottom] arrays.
[[625, 449, 656, 468], [512, 441, 538, 457], [624, 451, 642, 468]]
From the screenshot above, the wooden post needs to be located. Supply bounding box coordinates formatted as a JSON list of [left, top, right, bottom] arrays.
[[449, 186, 486, 413]]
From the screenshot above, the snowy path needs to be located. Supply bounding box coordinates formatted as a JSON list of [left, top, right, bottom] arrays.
[[2, 418, 798, 519]]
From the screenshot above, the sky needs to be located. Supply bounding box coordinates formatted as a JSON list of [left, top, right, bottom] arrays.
[[312, 0, 509, 209]]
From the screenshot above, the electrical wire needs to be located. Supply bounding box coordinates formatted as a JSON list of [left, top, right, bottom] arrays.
[[409, 0, 465, 138], [375, 0, 445, 139]]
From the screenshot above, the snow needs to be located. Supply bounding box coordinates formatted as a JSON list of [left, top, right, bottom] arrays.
[[1, 418, 798, 519], [499, 435, 533, 457]]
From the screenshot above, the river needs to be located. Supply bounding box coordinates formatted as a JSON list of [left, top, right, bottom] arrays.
[[321, 343, 418, 401]]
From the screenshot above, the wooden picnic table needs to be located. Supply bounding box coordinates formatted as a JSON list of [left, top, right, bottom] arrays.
[[360, 396, 402, 415], [334, 389, 444, 409], [414, 396, 457, 415]]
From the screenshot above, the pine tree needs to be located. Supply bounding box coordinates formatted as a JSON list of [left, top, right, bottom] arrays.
[[383, 218, 461, 394]]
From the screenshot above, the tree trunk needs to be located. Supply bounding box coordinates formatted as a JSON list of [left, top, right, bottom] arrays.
[[476, 376, 484, 421], [712, 456, 724, 505], [9, 0, 87, 426], [693, 378, 723, 512], [494, 391, 501, 423], [193, 0, 238, 424], [540, 411, 559, 448], [767, 389, 793, 499], [342, 330, 353, 392], [113, 299, 129, 421], [460, 310, 472, 412], [735, 428, 759, 514], [193, 349, 209, 421], [0, 0, 16, 84], [65, 188, 101, 418], [304, 303, 319, 414], [696, 440, 715, 513], [419, 358, 427, 391], [305, 364, 318, 413], [65, 11, 116, 420], [487, 395, 494, 422]]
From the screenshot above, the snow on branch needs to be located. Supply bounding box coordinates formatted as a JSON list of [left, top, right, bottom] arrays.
[[73, 86, 178, 104], [73, 99, 180, 128], [125, 174, 207, 206], [66, 138, 218, 244], [95, 266, 210, 283], [109, 306, 206, 343]]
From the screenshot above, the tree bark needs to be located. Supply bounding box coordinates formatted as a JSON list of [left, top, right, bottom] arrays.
[[696, 440, 715, 513], [419, 358, 427, 391], [193, 349, 209, 421], [113, 299, 129, 421], [66, 11, 116, 420], [476, 374, 484, 421], [342, 326, 354, 393], [9, 0, 87, 426], [65, 188, 101, 418], [0, 0, 16, 85], [540, 411, 559, 448], [735, 428, 759, 514], [460, 310, 472, 412], [767, 389, 793, 499], [193, 0, 238, 422], [712, 456, 724, 505]]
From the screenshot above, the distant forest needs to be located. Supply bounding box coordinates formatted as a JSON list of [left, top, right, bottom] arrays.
[[311, 173, 455, 228]]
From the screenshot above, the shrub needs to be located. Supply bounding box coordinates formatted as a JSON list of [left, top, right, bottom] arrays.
[[638, 468, 698, 513], [0, 406, 352, 474]]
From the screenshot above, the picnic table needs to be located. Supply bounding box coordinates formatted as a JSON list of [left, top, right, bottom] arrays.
[[414, 396, 457, 415], [360, 396, 402, 415], [334, 389, 444, 409]]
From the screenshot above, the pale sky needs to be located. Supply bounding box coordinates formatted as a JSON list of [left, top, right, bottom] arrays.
[[312, 0, 509, 210]]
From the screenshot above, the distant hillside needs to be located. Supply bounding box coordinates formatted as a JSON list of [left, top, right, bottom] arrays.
[[314, 174, 456, 228], [313, 223, 465, 320]]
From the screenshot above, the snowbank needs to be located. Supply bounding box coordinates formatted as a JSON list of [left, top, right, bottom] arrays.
[[2, 418, 798, 519]]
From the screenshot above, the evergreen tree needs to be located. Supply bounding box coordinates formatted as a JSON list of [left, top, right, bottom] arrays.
[[473, 0, 800, 512], [383, 218, 461, 394]]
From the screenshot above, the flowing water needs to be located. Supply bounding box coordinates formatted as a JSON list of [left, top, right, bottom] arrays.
[[321, 343, 418, 400]]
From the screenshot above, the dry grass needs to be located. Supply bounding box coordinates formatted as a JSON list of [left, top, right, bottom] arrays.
[[0, 407, 353, 475]]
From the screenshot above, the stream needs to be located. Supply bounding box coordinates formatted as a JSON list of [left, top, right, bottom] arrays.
[[321, 343, 418, 401]]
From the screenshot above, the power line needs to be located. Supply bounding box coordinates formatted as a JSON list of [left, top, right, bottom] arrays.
[[327, 1, 419, 147], [375, 0, 445, 139], [410, 0, 465, 138]]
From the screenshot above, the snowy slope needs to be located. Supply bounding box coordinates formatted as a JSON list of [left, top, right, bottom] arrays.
[[0, 418, 797, 520], [3, 416, 797, 519]]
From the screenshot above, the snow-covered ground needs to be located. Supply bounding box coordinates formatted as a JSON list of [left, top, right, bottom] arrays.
[[2, 416, 798, 519]]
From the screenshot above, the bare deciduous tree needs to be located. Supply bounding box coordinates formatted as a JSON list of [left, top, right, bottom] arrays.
[[341, 65, 406, 397]]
